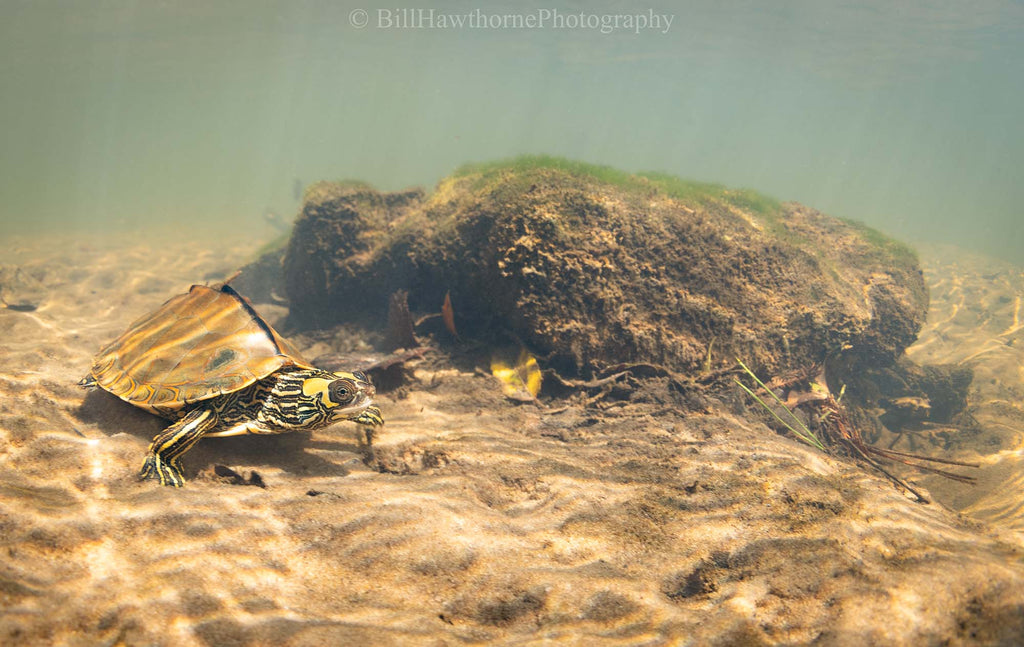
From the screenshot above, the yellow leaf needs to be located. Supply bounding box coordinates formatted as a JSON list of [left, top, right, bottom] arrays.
[[490, 348, 542, 400]]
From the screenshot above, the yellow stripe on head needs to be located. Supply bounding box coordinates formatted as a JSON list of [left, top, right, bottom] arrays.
[[301, 377, 338, 407]]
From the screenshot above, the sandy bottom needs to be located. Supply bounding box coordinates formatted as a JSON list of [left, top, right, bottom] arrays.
[[902, 245, 1024, 532], [1, 229, 1024, 646]]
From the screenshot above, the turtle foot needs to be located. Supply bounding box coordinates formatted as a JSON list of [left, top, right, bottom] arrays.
[[354, 406, 384, 427], [139, 455, 186, 487]]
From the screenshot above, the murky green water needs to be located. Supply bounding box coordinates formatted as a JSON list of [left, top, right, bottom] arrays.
[[1, 1, 1021, 262]]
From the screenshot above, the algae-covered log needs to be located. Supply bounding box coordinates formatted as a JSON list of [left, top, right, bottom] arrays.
[[283, 157, 927, 376]]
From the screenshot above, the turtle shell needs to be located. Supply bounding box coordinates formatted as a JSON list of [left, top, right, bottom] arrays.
[[88, 283, 312, 414]]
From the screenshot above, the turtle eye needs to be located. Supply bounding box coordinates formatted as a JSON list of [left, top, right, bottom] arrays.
[[328, 379, 356, 405]]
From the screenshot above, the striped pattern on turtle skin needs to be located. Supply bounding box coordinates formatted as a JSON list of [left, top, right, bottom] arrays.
[[137, 367, 382, 486], [353, 407, 385, 426], [139, 409, 217, 487], [202, 368, 378, 437], [78, 282, 384, 487]]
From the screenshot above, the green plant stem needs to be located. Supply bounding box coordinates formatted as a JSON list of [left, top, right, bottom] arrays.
[[735, 359, 826, 451]]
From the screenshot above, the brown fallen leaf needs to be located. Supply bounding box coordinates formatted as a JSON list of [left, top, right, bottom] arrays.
[[441, 291, 459, 339]]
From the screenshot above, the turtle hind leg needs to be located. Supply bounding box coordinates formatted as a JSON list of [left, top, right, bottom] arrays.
[[140, 408, 218, 487]]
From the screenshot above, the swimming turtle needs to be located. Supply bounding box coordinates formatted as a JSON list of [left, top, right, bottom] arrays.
[[79, 282, 383, 487]]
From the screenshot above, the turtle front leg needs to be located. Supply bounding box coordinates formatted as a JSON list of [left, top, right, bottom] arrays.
[[140, 408, 218, 487], [353, 405, 384, 447], [353, 406, 384, 427]]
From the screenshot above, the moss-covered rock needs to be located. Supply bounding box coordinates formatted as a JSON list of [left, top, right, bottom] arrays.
[[283, 157, 927, 376], [283, 181, 425, 328]]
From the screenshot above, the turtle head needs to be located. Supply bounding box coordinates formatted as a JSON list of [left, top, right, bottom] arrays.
[[300, 369, 376, 422]]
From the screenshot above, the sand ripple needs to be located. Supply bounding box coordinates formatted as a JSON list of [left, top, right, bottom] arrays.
[[1, 231, 1023, 645], [905, 245, 1024, 532]]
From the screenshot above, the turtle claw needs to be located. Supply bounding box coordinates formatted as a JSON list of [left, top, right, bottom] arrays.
[[354, 406, 384, 427], [140, 455, 186, 487]]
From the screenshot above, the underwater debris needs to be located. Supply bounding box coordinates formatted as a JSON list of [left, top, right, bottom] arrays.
[[736, 359, 979, 503], [546, 369, 632, 391], [540, 367, 633, 408], [491, 348, 542, 403], [599, 363, 672, 379], [441, 291, 459, 339], [735, 359, 825, 451], [540, 361, 725, 411], [213, 465, 266, 488], [815, 391, 978, 503], [407, 291, 460, 342], [0, 295, 37, 312], [703, 337, 716, 375]]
